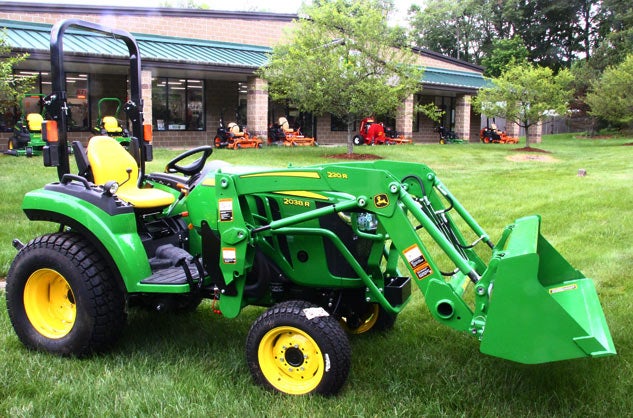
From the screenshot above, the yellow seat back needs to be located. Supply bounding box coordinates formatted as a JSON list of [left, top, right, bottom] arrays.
[[26, 113, 43, 132], [87, 136, 175, 209], [228, 122, 244, 137], [278, 117, 293, 133], [102, 116, 122, 133]]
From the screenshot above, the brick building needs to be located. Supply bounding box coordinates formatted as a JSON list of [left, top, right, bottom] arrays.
[[1, 2, 490, 149]]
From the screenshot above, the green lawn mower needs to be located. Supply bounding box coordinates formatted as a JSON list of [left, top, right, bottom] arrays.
[[93, 97, 132, 146], [5, 19, 616, 396], [4, 94, 47, 157]]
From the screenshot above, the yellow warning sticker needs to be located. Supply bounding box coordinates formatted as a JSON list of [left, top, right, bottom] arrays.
[[549, 283, 578, 294]]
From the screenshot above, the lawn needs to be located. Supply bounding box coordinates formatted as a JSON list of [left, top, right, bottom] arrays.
[[1, 134, 632, 416]]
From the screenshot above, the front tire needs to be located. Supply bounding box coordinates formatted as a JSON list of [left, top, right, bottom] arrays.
[[246, 300, 351, 396], [6, 233, 127, 357], [339, 303, 397, 334], [352, 135, 364, 146]]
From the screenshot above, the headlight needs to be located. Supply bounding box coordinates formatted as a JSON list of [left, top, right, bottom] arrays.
[[103, 181, 119, 196]]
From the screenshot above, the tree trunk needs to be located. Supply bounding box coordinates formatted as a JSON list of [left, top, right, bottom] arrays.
[[347, 117, 354, 155]]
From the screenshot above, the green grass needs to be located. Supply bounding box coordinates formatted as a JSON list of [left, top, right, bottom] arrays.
[[1, 134, 633, 416]]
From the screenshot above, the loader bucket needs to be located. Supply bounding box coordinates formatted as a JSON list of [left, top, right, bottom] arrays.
[[479, 216, 615, 364]]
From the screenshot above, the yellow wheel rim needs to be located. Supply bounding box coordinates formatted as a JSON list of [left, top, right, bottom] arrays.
[[341, 304, 379, 334], [258, 326, 325, 395], [23, 268, 76, 339]]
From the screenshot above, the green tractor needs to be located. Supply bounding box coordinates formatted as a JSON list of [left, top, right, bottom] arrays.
[[93, 97, 132, 146], [4, 94, 47, 157], [5, 20, 615, 396]]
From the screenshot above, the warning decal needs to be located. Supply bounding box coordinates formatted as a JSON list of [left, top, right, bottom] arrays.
[[404, 244, 433, 280], [404, 244, 426, 269], [222, 248, 236, 264], [219, 199, 233, 222]]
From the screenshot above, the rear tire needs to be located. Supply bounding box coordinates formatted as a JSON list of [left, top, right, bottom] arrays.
[[352, 135, 364, 146], [246, 300, 351, 396], [6, 233, 127, 356]]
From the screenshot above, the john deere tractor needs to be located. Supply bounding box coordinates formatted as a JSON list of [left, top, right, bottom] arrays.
[[4, 94, 47, 157], [5, 20, 615, 396]]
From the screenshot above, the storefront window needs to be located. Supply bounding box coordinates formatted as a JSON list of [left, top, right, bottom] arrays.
[[331, 115, 354, 131], [152, 77, 205, 131], [66, 73, 89, 131]]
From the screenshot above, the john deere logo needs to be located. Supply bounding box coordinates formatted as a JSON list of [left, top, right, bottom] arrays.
[[374, 194, 389, 208]]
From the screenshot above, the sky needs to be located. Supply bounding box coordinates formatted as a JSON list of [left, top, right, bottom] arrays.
[[7, 0, 419, 24]]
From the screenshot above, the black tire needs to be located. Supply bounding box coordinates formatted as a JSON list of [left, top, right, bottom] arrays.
[[6, 233, 127, 357], [340, 303, 397, 334], [246, 300, 351, 396], [352, 135, 364, 146]]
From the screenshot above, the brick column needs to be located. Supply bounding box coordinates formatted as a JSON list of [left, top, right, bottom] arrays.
[[247, 76, 268, 138], [527, 121, 543, 145], [141, 69, 153, 126], [396, 94, 414, 137], [505, 121, 520, 138], [454, 95, 472, 141]]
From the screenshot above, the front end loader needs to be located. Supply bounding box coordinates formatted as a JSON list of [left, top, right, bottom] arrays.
[[5, 19, 615, 397]]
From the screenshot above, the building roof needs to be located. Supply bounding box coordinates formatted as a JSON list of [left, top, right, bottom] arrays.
[[423, 67, 490, 91], [1, 19, 269, 71], [1, 18, 487, 90]]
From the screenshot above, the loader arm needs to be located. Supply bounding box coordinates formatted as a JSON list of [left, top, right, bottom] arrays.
[[209, 160, 615, 364], [212, 162, 487, 324]]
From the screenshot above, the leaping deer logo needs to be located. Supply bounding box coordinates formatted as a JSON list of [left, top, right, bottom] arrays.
[[374, 194, 389, 208]]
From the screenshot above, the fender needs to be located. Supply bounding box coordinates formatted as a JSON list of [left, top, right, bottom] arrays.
[[21, 187, 152, 292]]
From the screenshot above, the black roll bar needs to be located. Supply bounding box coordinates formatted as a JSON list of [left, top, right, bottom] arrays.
[[48, 19, 148, 180]]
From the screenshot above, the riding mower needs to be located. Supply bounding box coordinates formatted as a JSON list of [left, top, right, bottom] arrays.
[[93, 97, 132, 146], [436, 125, 465, 144], [480, 123, 519, 144], [353, 117, 412, 146], [5, 20, 615, 397], [268, 116, 317, 146], [213, 114, 262, 149], [4, 94, 47, 157]]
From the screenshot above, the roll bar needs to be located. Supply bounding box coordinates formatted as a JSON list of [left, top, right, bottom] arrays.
[[47, 19, 149, 180]]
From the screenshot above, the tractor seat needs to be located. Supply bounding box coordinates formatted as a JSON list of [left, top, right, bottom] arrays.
[[26, 113, 43, 132], [87, 136, 175, 209], [102, 116, 123, 133], [228, 122, 245, 137], [279, 117, 294, 133]]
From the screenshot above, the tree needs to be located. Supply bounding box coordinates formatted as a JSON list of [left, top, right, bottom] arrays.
[[473, 63, 573, 148], [408, 0, 490, 63], [258, 0, 424, 154], [585, 54, 633, 128], [481, 36, 529, 77], [0, 30, 35, 120]]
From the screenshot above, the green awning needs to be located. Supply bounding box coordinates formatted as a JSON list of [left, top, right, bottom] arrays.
[[1, 19, 270, 69], [422, 67, 488, 90]]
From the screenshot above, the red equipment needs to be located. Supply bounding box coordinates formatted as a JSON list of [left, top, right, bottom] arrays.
[[353, 117, 412, 145]]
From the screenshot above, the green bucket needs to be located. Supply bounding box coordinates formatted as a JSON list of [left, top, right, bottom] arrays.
[[479, 216, 616, 364]]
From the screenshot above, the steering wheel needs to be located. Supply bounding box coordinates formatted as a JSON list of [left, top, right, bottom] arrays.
[[165, 146, 213, 177]]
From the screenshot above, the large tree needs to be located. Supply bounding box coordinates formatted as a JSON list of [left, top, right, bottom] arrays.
[[585, 54, 633, 128], [473, 63, 573, 148], [258, 0, 423, 154], [407, 0, 628, 70]]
